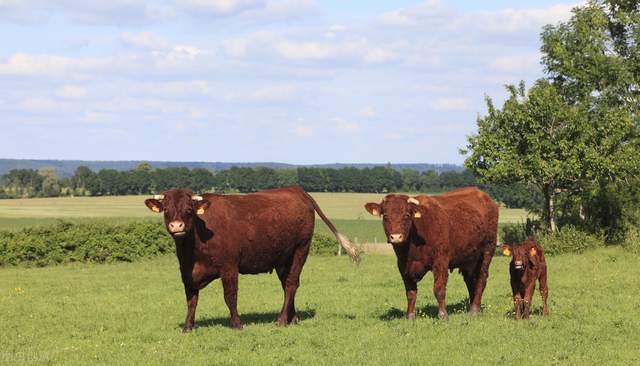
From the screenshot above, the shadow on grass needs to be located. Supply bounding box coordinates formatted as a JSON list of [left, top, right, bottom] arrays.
[[185, 309, 317, 329], [380, 299, 471, 320]]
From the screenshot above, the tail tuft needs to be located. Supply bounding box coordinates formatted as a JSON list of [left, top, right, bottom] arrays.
[[336, 233, 362, 264]]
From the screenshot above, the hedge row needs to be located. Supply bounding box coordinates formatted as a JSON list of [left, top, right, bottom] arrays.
[[0, 221, 343, 267]]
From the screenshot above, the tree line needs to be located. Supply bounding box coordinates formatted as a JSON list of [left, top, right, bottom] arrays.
[[0, 163, 538, 209]]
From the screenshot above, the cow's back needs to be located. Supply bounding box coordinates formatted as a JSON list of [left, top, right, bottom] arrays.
[[199, 187, 315, 274], [428, 187, 498, 265]]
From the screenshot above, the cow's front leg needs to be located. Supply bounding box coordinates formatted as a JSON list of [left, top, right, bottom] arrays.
[[513, 293, 523, 320], [183, 287, 199, 333], [523, 281, 536, 319], [403, 279, 417, 320], [221, 268, 242, 329], [432, 262, 449, 320]]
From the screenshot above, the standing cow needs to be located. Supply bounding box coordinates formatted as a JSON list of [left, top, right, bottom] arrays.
[[365, 187, 498, 320], [145, 186, 359, 332], [501, 237, 549, 319]]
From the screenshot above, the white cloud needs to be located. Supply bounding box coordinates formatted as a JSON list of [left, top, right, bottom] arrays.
[[56, 85, 88, 99], [177, 0, 266, 17], [359, 106, 377, 118], [470, 4, 575, 34], [121, 31, 171, 50], [430, 98, 470, 111], [490, 53, 540, 72], [294, 125, 313, 137], [19, 97, 58, 112], [333, 117, 360, 135]]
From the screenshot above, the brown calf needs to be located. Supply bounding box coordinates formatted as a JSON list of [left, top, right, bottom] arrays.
[[502, 237, 549, 319]]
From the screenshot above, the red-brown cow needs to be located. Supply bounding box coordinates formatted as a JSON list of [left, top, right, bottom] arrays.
[[365, 187, 498, 320], [501, 237, 549, 319], [145, 186, 359, 332]]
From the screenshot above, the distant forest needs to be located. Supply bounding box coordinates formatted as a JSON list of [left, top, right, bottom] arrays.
[[0, 162, 538, 209]]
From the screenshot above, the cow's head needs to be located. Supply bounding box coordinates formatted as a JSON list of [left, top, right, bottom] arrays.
[[144, 189, 211, 238], [502, 242, 538, 271], [365, 195, 425, 245]]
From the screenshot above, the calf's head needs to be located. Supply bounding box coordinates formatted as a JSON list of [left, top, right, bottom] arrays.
[[365, 195, 425, 245], [144, 189, 211, 238], [502, 242, 538, 271]]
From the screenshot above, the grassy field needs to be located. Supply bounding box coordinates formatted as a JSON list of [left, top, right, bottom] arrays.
[[0, 193, 531, 233], [1, 247, 638, 365]]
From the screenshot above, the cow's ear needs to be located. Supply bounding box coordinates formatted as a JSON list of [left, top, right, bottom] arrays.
[[195, 200, 211, 215], [145, 199, 163, 213], [411, 205, 426, 219], [529, 247, 537, 257], [501, 245, 512, 257], [365, 203, 382, 216]]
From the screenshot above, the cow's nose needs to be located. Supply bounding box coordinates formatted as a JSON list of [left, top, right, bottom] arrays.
[[514, 261, 523, 269], [168, 221, 185, 233], [389, 234, 404, 244]]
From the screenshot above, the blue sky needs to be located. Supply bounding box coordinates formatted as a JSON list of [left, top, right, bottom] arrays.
[[0, 0, 577, 164]]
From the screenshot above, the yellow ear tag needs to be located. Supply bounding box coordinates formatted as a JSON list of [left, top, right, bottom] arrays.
[[372, 209, 380, 216], [197, 207, 205, 215], [152, 206, 160, 213], [413, 212, 422, 219], [529, 248, 537, 257], [502, 247, 511, 256]]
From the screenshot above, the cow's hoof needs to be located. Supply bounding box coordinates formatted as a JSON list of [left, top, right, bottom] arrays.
[[230, 320, 243, 330], [289, 315, 299, 325], [182, 326, 193, 333], [469, 305, 481, 315], [276, 319, 287, 327], [406, 313, 416, 321], [438, 311, 448, 321]]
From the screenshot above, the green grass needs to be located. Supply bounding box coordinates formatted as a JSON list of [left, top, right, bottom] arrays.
[[1, 247, 638, 365], [0, 193, 530, 231]]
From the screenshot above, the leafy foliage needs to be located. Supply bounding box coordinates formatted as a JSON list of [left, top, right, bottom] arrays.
[[538, 226, 604, 256]]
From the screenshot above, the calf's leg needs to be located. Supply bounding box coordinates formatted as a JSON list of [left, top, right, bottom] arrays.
[[539, 268, 549, 316], [221, 268, 242, 329], [523, 280, 536, 319]]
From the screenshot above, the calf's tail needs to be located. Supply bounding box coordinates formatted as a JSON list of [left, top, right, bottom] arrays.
[[300, 190, 361, 263]]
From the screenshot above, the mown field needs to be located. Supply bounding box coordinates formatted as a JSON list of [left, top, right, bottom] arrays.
[[0, 247, 638, 365], [0, 194, 531, 242]]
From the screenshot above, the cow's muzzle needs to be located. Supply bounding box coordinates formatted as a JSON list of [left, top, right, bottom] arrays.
[[168, 221, 186, 236], [514, 261, 524, 270], [389, 234, 404, 244]]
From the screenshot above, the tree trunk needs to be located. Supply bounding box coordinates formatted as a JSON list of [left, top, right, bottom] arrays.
[[543, 185, 558, 233]]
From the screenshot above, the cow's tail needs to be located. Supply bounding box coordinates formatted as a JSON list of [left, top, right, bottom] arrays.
[[300, 190, 361, 264]]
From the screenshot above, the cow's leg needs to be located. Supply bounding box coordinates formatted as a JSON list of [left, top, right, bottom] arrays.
[[432, 262, 449, 320], [221, 268, 242, 329], [403, 278, 418, 320], [523, 280, 536, 319], [183, 287, 199, 333], [461, 265, 476, 306], [470, 247, 494, 314], [539, 269, 549, 316], [277, 242, 310, 326]]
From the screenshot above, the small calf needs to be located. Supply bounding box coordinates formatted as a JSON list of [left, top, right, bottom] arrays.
[[501, 237, 549, 319]]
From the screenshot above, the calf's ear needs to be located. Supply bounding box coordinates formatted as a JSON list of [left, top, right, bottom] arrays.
[[529, 247, 537, 257], [528, 247, 538, 266], [145, 199, 163, 213], [196, 200, 211, 215], [365, 203, 382, 216], [501, 244, 511, 257]]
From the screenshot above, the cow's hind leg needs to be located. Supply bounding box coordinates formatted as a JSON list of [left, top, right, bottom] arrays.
[[276, 241, 310, 326], [460, 265, 476, 306], [470, 245, 494, 314], [221, 267, 242, 329]]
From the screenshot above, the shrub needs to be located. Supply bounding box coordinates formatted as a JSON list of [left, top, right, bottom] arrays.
[[500, 219, 539, 244], [309, 233, 340, 256], [538, 226, 604, 256], [0, 220, 173, 267], [622, 226, 640, 255]]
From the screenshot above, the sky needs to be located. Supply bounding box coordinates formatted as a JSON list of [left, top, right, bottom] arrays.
[[0, 0, 578, 165]]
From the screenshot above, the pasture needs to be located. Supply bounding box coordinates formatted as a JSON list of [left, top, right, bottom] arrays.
[[0, 247, 638, 365], [0, 193, 531, 241]]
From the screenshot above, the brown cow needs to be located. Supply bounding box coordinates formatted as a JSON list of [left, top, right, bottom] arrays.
[[365, 187, 498, 320], [501, 237, 549, 319], [144, 186, 359, 332]]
